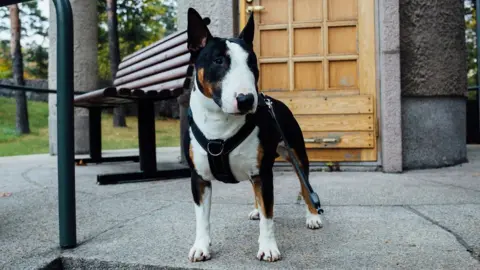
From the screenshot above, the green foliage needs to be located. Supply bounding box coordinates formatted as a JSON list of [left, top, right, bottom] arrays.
[[465, 0, 478, 100], [0, 1, 177, 81], [0, 40, 12, 79], [24, 42, 48, 79], [97, 0, 177, 80], [466, 1, 476, 85], [0, 2, 48, 79]]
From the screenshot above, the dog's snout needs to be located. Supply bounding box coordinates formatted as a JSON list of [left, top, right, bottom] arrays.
[[236, 93, 255, 113]]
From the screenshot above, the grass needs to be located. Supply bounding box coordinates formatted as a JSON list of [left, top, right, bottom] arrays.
[[0, 97, 180, 157]]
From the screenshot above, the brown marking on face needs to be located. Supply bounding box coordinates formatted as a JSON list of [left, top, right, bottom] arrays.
[[197, 68, 214, 98], [252, 176, 273, 218]]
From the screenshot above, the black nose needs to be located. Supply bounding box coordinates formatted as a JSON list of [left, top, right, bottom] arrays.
[[236, 93, 255, 113]]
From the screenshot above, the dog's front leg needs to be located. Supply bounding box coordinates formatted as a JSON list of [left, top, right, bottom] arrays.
[[251, 175, 281, 262], [188, 173, 212, 262]]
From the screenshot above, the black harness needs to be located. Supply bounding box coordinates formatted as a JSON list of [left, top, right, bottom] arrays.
[[184, 93, 324, 214], [186, 108, 256, 183]]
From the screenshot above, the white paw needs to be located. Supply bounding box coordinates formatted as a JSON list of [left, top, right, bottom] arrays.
[[306, 212, 323, 229], [257, 239, 281, 262], [248, 209, 260, 220], [188, 240, 211, 262]]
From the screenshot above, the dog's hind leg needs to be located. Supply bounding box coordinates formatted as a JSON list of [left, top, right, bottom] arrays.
[[276, 141, 323, 229], [248, 182, 260, 220], [188, 172, 213, 262], [252, 170, 281, 262]]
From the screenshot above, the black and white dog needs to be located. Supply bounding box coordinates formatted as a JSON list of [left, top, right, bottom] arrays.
[[184, 8, 323, 262]]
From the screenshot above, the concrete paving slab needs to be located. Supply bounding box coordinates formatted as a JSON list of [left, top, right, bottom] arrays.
[[73, 170, 480, 208], [1, 185, 173, 267], [1, 147, 480, 269], [410, 204, 480, 259], [404, 169, 480, 193], [61, 204, 478, 269]]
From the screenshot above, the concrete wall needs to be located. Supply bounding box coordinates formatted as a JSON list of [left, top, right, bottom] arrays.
[[48, 0, 98, 155], [399, 0, 468, 169], [176, 0, 236, 164], [176, 1, 235, 37]]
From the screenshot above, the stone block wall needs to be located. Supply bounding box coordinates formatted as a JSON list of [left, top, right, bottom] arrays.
[[0, 79, 49, 102], [399, 0, 468, 169]]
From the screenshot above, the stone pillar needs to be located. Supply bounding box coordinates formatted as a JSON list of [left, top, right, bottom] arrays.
[[176, 0, 235, 164], [48, 0, 98, 155], [399, 0, 468, 169], [379, 0, 402, 173]]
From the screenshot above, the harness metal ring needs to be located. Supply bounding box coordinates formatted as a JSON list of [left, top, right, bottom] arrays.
[[207, 141, 225, 157]]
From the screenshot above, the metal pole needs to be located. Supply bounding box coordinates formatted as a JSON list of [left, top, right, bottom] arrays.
[[476, 0, 480, 135], [52, 0, 76, 248]]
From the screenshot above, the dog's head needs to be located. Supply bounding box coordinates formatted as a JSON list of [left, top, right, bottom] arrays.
[[187, 8, 259, 115]]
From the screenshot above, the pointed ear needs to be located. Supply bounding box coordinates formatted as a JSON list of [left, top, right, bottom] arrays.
[[187, 8, 213, 53], [238, 12, 255, 45]]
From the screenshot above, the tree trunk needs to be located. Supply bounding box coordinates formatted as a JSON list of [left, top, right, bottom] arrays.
[[9, 4, 30, 135], [107, 0, 127, 127]]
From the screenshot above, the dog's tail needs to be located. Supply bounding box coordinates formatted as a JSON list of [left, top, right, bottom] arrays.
[[270, 98, 310, 179]]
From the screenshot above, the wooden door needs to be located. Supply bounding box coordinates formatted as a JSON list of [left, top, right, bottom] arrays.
[[240, 0, 378, 162]]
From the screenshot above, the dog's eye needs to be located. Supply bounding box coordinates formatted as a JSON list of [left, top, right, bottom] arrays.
[[213, 57, 223, 65]]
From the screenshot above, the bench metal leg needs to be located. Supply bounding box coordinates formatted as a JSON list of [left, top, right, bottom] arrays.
[[96, 100, 190, 185], [89, 107, 102, 160], [138, 100, 157, 173], [75, 107, 140, 165], [96, 168, 191, 184]]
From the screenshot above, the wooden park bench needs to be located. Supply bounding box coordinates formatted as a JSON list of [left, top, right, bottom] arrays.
[[74, 18, 210, 185]]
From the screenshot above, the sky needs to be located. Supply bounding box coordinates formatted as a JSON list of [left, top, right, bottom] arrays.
[[29, 0, 48, 46], [0, 0, 49, 47]]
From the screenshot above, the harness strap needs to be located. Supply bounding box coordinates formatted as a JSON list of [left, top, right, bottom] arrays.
[[259, 93, 324, 215], [187, 108, 256, 183]]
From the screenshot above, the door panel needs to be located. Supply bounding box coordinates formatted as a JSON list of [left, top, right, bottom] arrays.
[[240, 0, 377, 162]]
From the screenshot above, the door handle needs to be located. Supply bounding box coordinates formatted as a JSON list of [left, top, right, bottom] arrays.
[[305, 137, 341, 144], [246, 5, 265, 13]]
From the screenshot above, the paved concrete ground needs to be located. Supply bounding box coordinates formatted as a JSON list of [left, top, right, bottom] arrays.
[[1, 146, 480, 269]]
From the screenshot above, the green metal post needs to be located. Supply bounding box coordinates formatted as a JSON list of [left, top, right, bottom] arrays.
[[476, 0, 480, 134], [52, 0, 76, 248]]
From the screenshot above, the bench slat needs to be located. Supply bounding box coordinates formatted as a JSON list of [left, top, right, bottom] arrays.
[[140, 77, 188, 92], [115, 65, 190, 90], [74, 25, 197, 108], [118, 32, 187, 70], [74, 85, 186, 107], [119, 17, 208, 62], [121, 30, 186, 62], [114, 47, 190, 83], [73, 87, 117, 104]]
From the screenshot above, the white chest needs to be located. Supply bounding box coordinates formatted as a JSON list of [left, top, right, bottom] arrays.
[[189, 126, 260, 182]]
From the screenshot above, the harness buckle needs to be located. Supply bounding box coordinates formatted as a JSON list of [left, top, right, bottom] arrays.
[[207, 140, 225, 156], [265, 97, 273, 109]]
